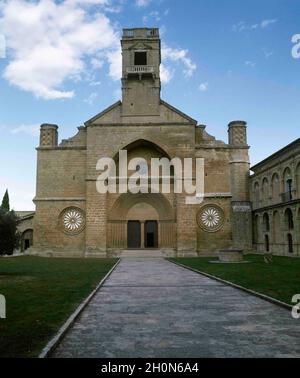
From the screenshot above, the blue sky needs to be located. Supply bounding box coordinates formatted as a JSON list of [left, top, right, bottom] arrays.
[[0, 0, 300, 209]]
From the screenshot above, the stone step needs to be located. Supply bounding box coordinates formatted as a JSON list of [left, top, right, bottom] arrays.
[[117, 249, 175, 258]]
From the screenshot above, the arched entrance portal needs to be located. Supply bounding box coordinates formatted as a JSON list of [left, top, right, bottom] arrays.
[[127, 220, 158, 249], [108, 193, 175, 250], [126, 202, 159, 249]]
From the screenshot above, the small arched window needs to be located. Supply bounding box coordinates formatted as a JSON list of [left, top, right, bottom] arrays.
[[283, 167, 293, 201], [264, 234, 270, 252], [296, 163, 300, 197], [272, 211, 280, 243], [253, 215, 259, 242], [285, 208, 294, 230], [262, 178, 269, 203], [263, 213, 270, 232], [271, 173, 280, 202], [287, 233, 293, 253], [254, 182, 260, 206]]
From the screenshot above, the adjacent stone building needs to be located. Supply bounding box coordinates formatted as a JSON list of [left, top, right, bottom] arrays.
[[15, 211, 34, 253], [250, 139, 300, 255], [26, 28, 252, 257]]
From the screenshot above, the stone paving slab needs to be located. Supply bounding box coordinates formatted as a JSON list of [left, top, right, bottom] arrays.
[[52, 258, 300, 358]]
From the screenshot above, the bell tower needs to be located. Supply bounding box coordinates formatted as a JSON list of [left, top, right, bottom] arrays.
[[121, 28, 161, 117]]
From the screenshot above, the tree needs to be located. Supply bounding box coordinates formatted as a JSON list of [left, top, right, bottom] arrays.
[[1, 189, 10, 212], [0, 209, 20, 255]]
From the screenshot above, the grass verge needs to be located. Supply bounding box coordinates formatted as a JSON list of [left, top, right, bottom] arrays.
[[169, 254, 300, 306], [0, 256, 117, 357]]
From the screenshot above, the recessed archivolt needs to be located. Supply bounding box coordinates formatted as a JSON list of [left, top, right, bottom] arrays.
[[108, 192, 175, 221], [112, 138, 173, 162]]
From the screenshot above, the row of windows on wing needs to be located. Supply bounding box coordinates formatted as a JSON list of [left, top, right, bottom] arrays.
[[252, 165, 300, 204], [259, 208, 295, 232], [262, 232, 294, 254], [253, 209, 297, 253]]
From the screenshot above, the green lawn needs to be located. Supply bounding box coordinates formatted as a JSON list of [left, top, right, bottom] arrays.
[[0, 256, 117, 358], [169, 255, 300, 306]]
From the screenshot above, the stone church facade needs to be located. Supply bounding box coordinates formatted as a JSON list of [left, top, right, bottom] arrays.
[[27, 28, 253, 257]]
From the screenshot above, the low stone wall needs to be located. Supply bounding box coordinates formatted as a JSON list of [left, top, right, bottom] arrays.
[[218, 249, 244, 262]]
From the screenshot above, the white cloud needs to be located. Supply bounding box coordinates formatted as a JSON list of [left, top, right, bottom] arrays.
[[106, 47, 122, 81], [162, 45, 196, 78], [261, 19, 277, 28], [135, 0, 151, 7], [0, 0, 119, 99], [232, 19, 277, 32], [89, 80, 101, 86], [198, 82, 208, 92], [10, 124, 40, 137], [232, 21, 246, 32], [159, 24, 167, 36], [68, 0, 109, 4], [143, 11, 161, 23], [0, 0, 196, 97], [149, 11, 160, 21], [245, 60, 256, 68], [84, 91, 98, 105], [160, 63, 173, 83], [0, 33, 6, 58], [91, 58, 104, 69], [263, 49, 273, 59]]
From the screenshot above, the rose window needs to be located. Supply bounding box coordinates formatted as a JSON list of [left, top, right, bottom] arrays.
[[197, 205, 224, 232], [61, 208, 85, 234]]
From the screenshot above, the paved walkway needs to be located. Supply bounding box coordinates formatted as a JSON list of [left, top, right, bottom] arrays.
[[52, 258, 300, 358]]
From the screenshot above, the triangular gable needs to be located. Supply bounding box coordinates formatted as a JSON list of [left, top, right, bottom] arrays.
[[128, 42, 153, 50], [84, 101, 121, 125], [84, 99, 197, 125], [160, 100, 197, 124]]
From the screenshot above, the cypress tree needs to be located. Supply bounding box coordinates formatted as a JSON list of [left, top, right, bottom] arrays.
[[1, 189, 10, 212]]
